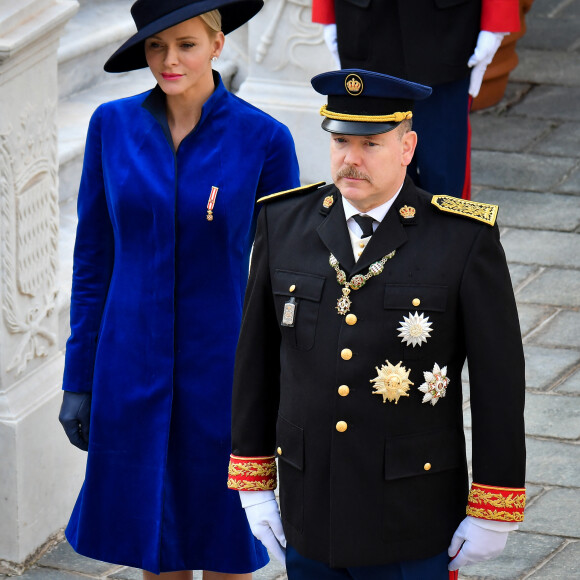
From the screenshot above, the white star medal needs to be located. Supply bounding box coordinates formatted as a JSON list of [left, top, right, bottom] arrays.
[[398, 311, 433, 347], [418, 363, 450, 405]]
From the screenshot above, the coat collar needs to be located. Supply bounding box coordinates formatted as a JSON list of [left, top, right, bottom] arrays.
[[141, 70, 227, 151], [317, 177, 419, 277], [316, 185, 356, 275]]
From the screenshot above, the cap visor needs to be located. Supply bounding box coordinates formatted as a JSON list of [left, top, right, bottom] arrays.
[[321, 117, 400, 136]]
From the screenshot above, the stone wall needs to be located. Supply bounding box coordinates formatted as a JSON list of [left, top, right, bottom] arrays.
[[0, 0, 81, 573]]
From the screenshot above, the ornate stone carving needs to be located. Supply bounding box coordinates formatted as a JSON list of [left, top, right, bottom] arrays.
[[255, 0, 323, 69], [0, 104, 58, 375]]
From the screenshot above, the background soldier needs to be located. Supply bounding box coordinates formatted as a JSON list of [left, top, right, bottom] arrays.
[[312, 0, 520, 199]]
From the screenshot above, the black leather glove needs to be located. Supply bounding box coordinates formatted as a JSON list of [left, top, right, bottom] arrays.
[[59, 391, 92, 451]]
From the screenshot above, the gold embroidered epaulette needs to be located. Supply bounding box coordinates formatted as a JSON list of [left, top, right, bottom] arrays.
[[466, 482, 526, 522], [258, 181, 326, 204], [227, 454, 277, 491], [431, 195, 498, 226]]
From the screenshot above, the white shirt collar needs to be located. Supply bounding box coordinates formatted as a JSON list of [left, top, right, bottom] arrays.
[[342, 181, 405, 234]]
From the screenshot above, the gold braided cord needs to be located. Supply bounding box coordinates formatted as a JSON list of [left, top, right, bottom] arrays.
[[320, 105, 413, 123], [228, 461, 277, 478], [227, 477, 277, 491], [468, 487, 526, 510], [466, 507, 524, 522]]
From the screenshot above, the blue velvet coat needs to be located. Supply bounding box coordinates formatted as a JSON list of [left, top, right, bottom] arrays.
[[62, 73, 300, 574]]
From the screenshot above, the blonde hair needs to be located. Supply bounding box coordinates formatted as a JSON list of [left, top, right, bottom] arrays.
[[199, 10, 222, 33]]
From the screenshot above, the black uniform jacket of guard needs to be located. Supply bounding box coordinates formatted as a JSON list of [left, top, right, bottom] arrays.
[[334, 0, 481, 85], [231, 177, 526, 567]]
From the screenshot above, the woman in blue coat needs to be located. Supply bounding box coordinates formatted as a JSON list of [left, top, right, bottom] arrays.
[[58, 1, 300, 578]]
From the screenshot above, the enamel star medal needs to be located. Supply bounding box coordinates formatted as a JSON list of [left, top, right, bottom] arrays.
[[336, 288, 352, 315], [371, 360, 413, 404]]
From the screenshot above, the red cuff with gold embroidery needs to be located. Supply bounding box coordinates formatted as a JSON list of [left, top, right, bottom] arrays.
[[466, 482, 526, 522], [227, 455, 277, 491]]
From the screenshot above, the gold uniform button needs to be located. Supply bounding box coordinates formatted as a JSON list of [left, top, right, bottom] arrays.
[[289, 285, 296, 292], [424, 462, 432, 471], [338, 385, 350, 397], [336, 421, 348, 432], [412, 298, 421, 307], [359, 242, 365, 248], [341, 348, 353, 360], [345, 313, 357, 326], [277, 447, 282, 456]]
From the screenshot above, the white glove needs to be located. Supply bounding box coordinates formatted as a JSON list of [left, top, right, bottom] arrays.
[[323, 24, 341, 68], [467, 31, 507, 97], [448, 516, 517, 570], [239, 490, 286, 565]]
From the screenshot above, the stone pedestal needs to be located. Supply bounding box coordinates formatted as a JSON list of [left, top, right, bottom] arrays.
[[237, 0, 336, 185], [0, 0, 81, 573]]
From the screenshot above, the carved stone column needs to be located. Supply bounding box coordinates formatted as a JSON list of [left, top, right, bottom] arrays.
[[237, 0, 336, 185], [0, 0, 79, 572]]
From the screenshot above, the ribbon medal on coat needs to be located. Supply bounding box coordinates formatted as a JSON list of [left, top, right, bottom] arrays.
[[206, 186, 219, 221]]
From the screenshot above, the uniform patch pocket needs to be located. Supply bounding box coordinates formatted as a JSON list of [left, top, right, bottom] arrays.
[[384, 426, 464, 481], [273, 270, 325, 302], [273, 270, 325, 351], [383, 284, 448, 312]]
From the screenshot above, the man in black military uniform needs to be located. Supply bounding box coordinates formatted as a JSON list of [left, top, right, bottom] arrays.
[[227, 69, 526, 579]]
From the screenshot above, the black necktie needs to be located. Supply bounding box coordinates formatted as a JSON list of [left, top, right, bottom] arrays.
[[352, 214, 375, 239]]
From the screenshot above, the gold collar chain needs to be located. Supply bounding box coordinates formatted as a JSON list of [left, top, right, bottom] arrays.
[[329, 251, 396, 315]]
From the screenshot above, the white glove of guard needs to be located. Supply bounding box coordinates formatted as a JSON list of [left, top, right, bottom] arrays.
[[239, 490, 286, 565], [467, 30, 507, 97], [323, 24, 341, 68], [448, 516, 517, 570]]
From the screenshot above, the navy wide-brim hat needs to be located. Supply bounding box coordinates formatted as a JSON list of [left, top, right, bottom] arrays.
[[311, 69, 432, 136], [104, 0, 264, 73]]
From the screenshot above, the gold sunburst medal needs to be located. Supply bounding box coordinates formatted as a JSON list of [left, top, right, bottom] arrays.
[[370, 360, 414, 404]]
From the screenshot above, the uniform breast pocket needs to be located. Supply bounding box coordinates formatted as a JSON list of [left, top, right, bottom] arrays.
[[384, 284, 448, 360], [273, 270, 325, 351]]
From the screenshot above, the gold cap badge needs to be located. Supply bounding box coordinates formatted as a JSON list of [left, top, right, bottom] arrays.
[[345, 73, 363, 96], [323, 195, 334, 209], [399, 205, 416, 219]]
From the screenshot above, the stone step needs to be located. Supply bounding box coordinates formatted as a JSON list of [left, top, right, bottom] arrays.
[[57, 0, 134, 100]]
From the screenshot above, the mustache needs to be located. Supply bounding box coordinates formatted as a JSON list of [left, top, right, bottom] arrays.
[[335, 166, 372, 182]]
